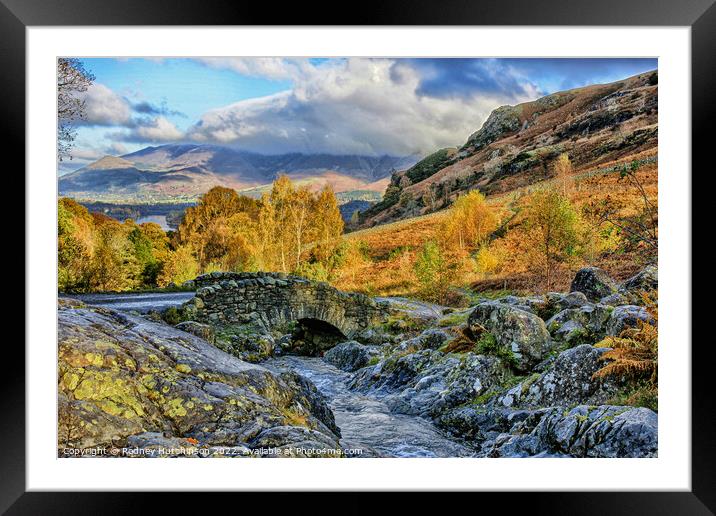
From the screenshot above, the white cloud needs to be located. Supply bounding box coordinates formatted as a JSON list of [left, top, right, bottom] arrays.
[[196, 57, 313, 81], [82, 83, 133, 126], [187, 58, 534, 156], [127, 116, 184, 142], [108, 141, 128, 155]]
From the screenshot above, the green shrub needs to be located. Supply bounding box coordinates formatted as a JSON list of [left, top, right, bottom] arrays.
[[475, 331, 517, 367]]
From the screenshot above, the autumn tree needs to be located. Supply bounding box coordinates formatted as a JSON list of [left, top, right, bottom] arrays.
[[58, 199, 95, 291], [288, 186, 316, 270], [158, 244, 199, 287], [177, 186, 260, 269], [523, 189, 581, 291], [128, 221, 170, 287], [440, 190, 498, 254], [267, 175, 295, 272], [414, 241, 455, 303], [89, 218, 141, 291], [311, 185, 344, 263], [552, 153, 574, 196], [57, 58, 95, 161]]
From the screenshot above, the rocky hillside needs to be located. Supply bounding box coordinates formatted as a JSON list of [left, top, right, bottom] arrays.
[[359, 70, 658, 227]]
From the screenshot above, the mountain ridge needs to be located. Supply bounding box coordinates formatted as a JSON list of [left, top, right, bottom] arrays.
[[59, 144, 419, 202], [358, 70, 658, 228]]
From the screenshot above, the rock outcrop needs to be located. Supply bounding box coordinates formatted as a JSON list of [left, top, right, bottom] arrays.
[[570, 267, 618, 301], [57, 299, 341, 457], [324, 341, 379, 372], [496, 344, 618, 409], [359, 71, 658, 228], [438, 404, 657, 458], [468, 302, 553, 371]]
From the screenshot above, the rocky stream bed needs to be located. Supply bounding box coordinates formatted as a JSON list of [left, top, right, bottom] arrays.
[[58, 265, 658, 458]]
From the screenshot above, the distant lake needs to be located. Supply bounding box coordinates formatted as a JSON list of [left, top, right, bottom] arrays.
[[136, 215, 170, 230]]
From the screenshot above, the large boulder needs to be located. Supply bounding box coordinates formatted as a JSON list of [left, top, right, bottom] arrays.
[[349, 349, 443, 394], [212, 324, 276, 363], [504, 405, 658, 458], [324, 341, 379, 372], [383, 353, 506, 418], [468, 302, 552, 371], [611, 265, 658, 305], [606, 305, 653, 336], [621, 264, 658, 293], [437, 404, 658, 458], [497, 344, 617, 409], [570, 267, 618, 301], [394, 328, 453, 353], [57, 300, 339, 455], [545, 304, 613, 344]]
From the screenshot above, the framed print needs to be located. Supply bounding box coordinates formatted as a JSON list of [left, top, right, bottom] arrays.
[[6, 0, 713, 512]]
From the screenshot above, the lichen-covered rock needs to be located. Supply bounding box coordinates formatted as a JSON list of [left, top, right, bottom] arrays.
[[570, 267, 618, 301], [606, 305, 653, 336], [394, 328, 453, 353], [211, 324, 276, 363], [514, 405, 658, 458], [468, 302, 552, 371], [437, 406, 546, 445], [621, 264, 658, 294], [382, 353, 506, 418], [498, 295, 548, 315], [545, 303, 613, 344], [57, 300, 339, 456], [248, 426, 344, 457], [599, 292, 629, 306], [438, 405, 657, 458], [616, 265, 658, 305], [542, 291, 590, 318], [324, 341, 379, 372], [347, 331, 507, 420], [349, 349, 444, 394], [353, 327, 392, 345], [497, 344, 617, 408], [175, 321, 215, 344]]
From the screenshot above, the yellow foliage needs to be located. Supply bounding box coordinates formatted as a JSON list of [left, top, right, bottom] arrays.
[[474, 245, 500, 274], [594, 293, 658, 383], [552, 153, 574, 197], [439, 190, 498, 253]]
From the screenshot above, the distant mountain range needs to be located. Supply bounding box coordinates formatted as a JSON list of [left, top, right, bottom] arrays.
[[59, 144, 418, 203]]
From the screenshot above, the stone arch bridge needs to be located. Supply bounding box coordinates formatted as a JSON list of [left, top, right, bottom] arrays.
[[186, 272, 387, 338]]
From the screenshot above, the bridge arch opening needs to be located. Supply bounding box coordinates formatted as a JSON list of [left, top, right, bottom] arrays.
[[288, 317, 346, 356]]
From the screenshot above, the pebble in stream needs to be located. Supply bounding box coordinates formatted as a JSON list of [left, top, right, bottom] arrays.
[[265, 356, 476, 458]]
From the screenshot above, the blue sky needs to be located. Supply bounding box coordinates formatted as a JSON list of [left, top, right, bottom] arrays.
[[62, 57, 657, 172]]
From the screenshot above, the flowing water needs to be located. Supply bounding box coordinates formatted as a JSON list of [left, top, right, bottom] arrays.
[[70, 291, 476, 457], [265, 355, 476, 458]]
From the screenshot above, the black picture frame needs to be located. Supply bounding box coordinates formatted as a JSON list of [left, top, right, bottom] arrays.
[[5, 0, 711, 513]]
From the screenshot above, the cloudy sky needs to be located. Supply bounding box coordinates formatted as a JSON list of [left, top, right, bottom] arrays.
[[60, 57, 657, 173]]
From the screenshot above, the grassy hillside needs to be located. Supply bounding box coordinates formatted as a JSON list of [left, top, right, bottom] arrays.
[[336, 149, 657, 299]]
